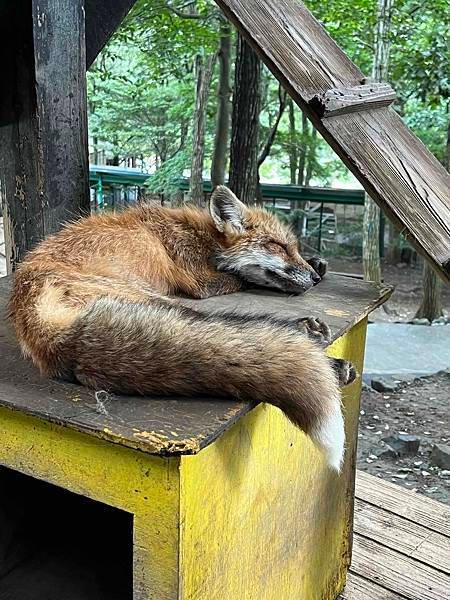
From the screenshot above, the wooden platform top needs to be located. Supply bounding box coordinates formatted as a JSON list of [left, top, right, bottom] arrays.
[[341, 471, 450, 599], [0, 274, 391, 455]]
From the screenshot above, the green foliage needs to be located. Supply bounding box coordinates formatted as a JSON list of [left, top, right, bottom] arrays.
[[145, 150, 190, 196], [87, 0, 448, 196]]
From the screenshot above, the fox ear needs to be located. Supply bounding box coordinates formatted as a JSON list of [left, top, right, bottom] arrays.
[[209, 186, 247, 233]]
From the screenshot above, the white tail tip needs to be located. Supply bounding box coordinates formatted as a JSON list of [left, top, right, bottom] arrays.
[[311, 407, 345, 472]]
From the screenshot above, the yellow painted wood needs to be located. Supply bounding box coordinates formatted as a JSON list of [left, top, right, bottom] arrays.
[[0, 319, 367, 599], [179, 319, 367, 600], [0, 408, 180, 599]]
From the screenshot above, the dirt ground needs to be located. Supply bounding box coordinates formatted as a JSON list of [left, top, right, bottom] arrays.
[[358, 372, 450, 504], [327, 257, 450, 504]]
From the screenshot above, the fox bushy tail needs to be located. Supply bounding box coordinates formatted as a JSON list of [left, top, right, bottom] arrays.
[[59, 298, 345, 470]]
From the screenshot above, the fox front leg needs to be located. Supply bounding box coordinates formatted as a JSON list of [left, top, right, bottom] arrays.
[[297, 316, 331, 346], [297, 317, 357, 387]]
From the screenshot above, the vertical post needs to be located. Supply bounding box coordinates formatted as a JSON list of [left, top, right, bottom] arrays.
[[317, 201, 324, 252], [97, 176, 104, 210], [379, 211, 385, 258], [0, 0, 90, 273]]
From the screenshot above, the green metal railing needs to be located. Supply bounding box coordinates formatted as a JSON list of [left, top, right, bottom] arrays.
[[88, 165, 369, 253], [89, 165, 365, 207]]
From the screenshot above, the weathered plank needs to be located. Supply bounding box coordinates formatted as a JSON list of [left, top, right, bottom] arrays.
[[85, 0, 137, 67], [0, 0, 90, 271], [214, 0, 450, 282], [351, 535, 450, 600], [356, 471, 450, 537], [309, 83, 396, 118], [339, 572, 402, 600], [354, 498, 450, 573], [215, 0, 362, 99], [322, 108, 450, 279]]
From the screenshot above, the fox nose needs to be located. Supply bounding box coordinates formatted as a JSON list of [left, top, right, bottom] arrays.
[[311, 271, 321, 285]]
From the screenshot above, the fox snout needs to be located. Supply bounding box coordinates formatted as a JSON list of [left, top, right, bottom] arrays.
[[273, 263, 321, 294]]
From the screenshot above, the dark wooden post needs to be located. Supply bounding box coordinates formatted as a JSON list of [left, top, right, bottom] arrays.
[[0, 0, 90, 273]]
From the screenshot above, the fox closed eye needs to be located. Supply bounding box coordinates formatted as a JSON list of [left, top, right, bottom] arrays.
[[266, 242, 288, 256]]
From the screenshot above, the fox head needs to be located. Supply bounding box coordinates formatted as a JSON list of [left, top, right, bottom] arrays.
[[209, 186, 321, 294]]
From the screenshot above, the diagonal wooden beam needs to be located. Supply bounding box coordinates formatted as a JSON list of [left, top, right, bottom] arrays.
[[215, 0, 450, 283], [85, 0, 137, 68]]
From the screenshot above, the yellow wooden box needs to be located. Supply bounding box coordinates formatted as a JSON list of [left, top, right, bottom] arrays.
[[0, 275, 390, 599]]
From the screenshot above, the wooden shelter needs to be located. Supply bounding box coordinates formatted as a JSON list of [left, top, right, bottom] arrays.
[[0, 1, 449, 598]]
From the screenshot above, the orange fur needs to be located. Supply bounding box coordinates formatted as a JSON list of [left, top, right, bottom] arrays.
[[9, 187, 351, 470]]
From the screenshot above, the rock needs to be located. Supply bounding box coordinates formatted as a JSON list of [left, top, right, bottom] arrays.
[[381, 434, 420, 456], [411, 318, 430, 325], [371, 377, 398, 393], [431, 316, 447, 325], [430, 444, 450, 470], [376, 445, 398, 459]]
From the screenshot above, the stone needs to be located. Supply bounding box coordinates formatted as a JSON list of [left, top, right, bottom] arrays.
[[371, 377, 398, 393], [432, 316, 448, 325], [376, 444, 398, 460], [430, 444, 450, 470], [381, 434, 420, 456], [411, 318, 430, 325]]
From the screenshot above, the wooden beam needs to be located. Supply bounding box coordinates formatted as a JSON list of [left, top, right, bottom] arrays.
[[214, 0, 450, 283], [356, 471, 450, 536], [351, 535, 450, 600], [0, 0, 90, 271], [85, 0, 137, 68], [309, 83, 397, 118]]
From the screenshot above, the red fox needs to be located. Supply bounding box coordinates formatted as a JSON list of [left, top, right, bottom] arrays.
[[9, 186, 355, 470]]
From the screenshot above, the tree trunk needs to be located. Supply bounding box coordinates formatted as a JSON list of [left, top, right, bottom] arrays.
[[297, 112, 308, 186], [414, 107, 448, 319], [363, 199, 382, 281], [190, 53, 216, 207], [288, 99, 298, 211], [258, 86, 287, 168], [211, 20, 232, 188], [304, 127, 317, 187], [385, 222, 402, 264], [362, 0, 394, 283], [228, 33, 261, 204], [414, 262, 443, 321], [288, 99, 298, 186]]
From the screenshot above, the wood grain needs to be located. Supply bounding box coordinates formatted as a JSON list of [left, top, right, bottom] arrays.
[[339, 572, 402, 600], [356, 471, 450, 536], [310, 83, 396, 118], [354, 498, 450, 573], [0, 0, 90, 270], [214, 0, 450, 282], [351, 535, 450, 600]]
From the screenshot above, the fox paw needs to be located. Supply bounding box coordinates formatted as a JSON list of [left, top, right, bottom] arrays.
[[297, 317, 331, 346], [331, 358, 358, 386], [307, 256, 327, 280]]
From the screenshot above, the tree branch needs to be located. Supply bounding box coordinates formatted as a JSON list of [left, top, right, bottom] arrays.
[[258, 86, 288, 167]]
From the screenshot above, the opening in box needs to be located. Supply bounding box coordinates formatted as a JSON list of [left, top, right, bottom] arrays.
[[0, 465, 133, 599]]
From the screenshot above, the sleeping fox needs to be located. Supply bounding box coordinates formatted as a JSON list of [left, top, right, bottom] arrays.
[[9, 186, 356, 470]]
